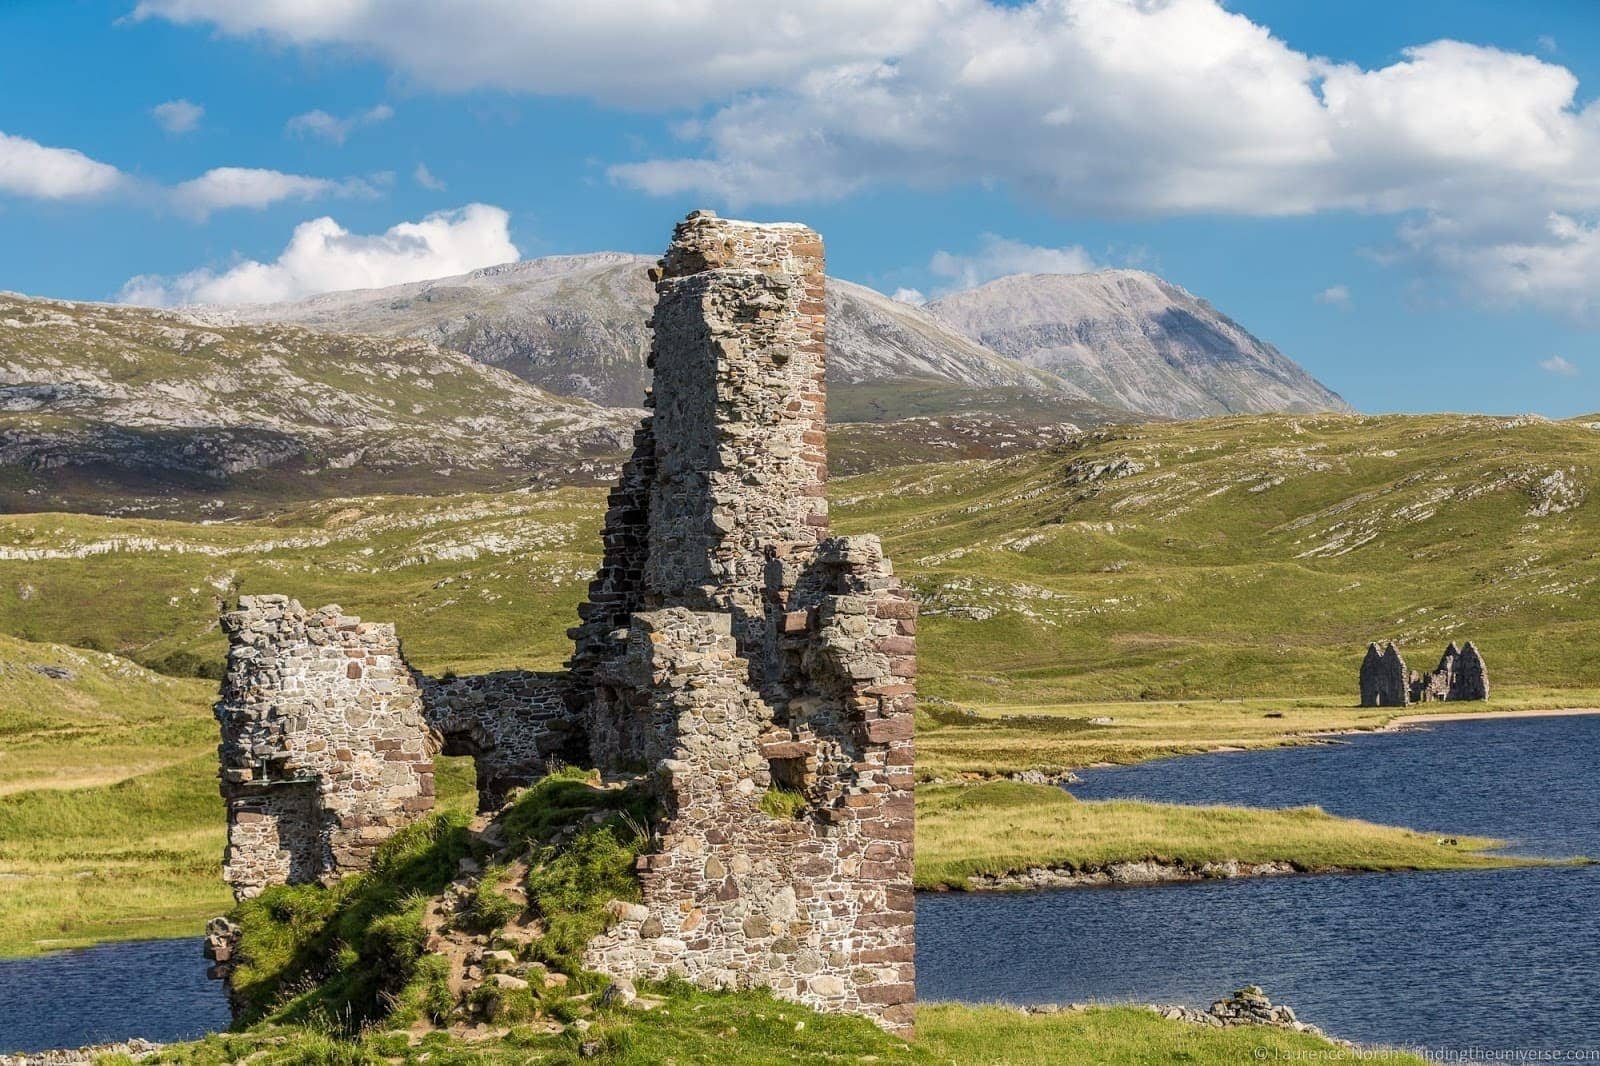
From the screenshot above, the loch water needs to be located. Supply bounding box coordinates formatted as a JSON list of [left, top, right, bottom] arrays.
[[920, 713, 1600, 1052], [3, 714, 1597, 1053]]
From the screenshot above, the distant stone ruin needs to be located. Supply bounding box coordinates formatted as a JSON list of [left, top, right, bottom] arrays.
[[1359, 641, 1488, 707], [209, 212, 916, 1034]]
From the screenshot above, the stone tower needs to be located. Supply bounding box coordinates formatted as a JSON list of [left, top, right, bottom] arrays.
[[579, 213, 916, 1034]]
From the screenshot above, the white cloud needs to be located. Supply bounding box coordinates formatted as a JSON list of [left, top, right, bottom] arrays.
[[286, 104, 394, 145], [928, 234, 1097, 293], [890, 287, 926, 306], [152, 99, 204, 135], [131, 0, 945, 106], [1540, 355, 1578, 377], [170, 167, 376, 219], [0, 130, 125, 199], [119, 203, 518, 306], [127, 0, 1600, 321], [414, 162, 446, 191], [1315, 284, 1352, 308]]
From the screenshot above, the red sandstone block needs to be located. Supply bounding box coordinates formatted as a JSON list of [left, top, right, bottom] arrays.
[[888, 657, 917, 677], [859, 983, 916, 1005], [876, 600, 915, 620], [857, 945, 915, 964], [896, 618, 917, 635], [863, 717, 913, 743], [875, 636, 916, 656], [761, 740, 813, 759], [780, 610, 810, 634]]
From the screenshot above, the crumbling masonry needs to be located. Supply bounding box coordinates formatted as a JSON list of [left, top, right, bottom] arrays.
[[1359, 641, 1489, 707], [209, 212, 916, 1033]]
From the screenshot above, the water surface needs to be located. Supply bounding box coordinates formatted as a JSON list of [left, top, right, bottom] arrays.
[[918, 714, 1600, 1051], [0, 937, 228, 1053]]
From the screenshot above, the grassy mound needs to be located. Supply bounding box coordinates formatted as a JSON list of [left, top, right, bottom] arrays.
[[225, 769, 653, 1034]]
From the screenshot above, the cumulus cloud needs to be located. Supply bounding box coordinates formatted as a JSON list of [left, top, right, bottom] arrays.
[[891, 287, 927, 306], [152, 99, 204, 135], [1539, 355, 1578, 377], [1315, 284, 1352, 308], [286, 104, 394, 145], [0, 130, 125, 199], [119, 203, 518, 306], [929, 234, 1097, 293], [413, 162, 446, 191], [170, 167, 377, 219], [126, 0, 1600, 321]]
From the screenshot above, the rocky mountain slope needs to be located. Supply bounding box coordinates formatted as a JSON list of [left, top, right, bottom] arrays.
[[202, 253, 1104, 420], [0, 292, 636, 515], [924, 270, 1351, 419]]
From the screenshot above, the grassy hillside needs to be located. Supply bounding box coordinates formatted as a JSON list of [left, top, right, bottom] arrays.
[[0, 293, 633, 516], [5, 411, 1598, 697], [3, 412, 1598, 954]]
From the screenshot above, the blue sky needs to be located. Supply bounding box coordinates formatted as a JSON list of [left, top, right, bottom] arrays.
[[2, 0, 1598, 416]]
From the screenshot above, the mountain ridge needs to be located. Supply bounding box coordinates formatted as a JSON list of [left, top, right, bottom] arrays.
[[924, 268, 1352, 419], [195, 252, 1346, 423]]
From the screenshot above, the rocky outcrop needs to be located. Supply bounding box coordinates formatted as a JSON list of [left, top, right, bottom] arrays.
[[0, 1039, 165, 1065], [965, 858, 1314, 891], [0, 293, 637, 515]]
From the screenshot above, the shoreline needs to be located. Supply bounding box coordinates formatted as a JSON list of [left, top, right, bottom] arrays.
[[1382, 706, 1600, 730]]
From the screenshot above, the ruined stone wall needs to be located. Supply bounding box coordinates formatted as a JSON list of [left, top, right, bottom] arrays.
[[584, 601, 915, 1033], [216, 596, 436, 899], [419, 670, 581, 809], [1359, 642, 1408, 707], [1360, 640, 1488, 707], [582, 214, 915, 1034], [1453, 641, 1490, 700], [568, 421, 656, 688]]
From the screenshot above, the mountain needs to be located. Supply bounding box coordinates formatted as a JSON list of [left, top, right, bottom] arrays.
[[0, 292, 635, 516], [203, 253, 1102, 422], [923, 270, 1351, 419]]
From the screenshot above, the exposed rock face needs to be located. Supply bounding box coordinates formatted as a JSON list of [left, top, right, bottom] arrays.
[[1359, 640, 1489, 707], [0, 292, 636, 515], [924, 270, 1352, 419], [208, 212, 916, 1035], [214, 596, 436, 900]]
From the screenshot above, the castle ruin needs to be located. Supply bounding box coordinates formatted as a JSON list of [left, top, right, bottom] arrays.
[[209, 212, 916, 1033], [1359, 641, 1488, 708]]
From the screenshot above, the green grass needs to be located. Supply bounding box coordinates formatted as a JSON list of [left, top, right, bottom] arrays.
[[135, 995, 1424, 1064], [175, 772, 1420, 1064], [915, 780, 1525, 889], [228, 813, 473, 1027]]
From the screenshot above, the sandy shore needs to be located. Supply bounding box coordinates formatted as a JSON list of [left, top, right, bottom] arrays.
[[1383, 707, 1600, 730]]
